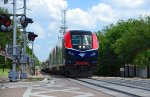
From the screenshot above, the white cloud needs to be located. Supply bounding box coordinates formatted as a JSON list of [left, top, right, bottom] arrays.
[[67, 8, 96, 29], [67, 3, 119, 30], [109, 0, 150, 20], [27, 0, 67, 21], [47, 22, 60, 37], [45, 0, 67, 20], [29, 23, 46, 39], [90, 3, 118, 22]]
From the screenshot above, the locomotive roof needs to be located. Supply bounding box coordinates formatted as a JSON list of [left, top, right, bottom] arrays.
[[69, 30, 92, 35]]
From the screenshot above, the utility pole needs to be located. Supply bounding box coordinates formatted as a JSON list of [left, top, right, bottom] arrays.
[[20, 0, 27, 79], [8, 0, 18, 82]]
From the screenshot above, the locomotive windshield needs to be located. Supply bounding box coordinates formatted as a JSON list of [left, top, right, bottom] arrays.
[[83, 35, 92, 47], [71, 34, 92, 50], [72, 35, 81, 45]]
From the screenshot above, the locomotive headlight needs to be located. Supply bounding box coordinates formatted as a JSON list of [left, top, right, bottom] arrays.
[[79, 45, 81, 48], [83, 45, 85, 49], [68, 51, 74, 56], [91, 52, 96, 56]]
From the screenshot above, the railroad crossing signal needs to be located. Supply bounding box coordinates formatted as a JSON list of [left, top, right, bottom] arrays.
[[28, 32, 38, 41], [0, 14, 12, 32], [20, 15, 33, 28]]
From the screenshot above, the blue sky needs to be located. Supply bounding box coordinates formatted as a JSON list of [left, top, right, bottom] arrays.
[[67, 0, 101, 10], [0, 0, 150, 62]]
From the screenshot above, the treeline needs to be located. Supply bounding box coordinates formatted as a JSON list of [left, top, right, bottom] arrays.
[[96, 16, 150, 76], [0, 7, 41, 69]]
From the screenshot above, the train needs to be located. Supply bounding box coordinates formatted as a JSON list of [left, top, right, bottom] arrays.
[[42, 30, 98, 78]]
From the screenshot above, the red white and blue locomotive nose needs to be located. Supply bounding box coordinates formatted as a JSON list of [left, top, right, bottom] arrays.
[[66, 48, 98, 58], [78, 52, 86, 57]]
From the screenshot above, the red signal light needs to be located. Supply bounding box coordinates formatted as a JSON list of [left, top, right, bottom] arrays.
[[28, 32, 38, 41], [0, 14, 11, 27], [0, 14, 12, 32], [5, 20, 11, 27]]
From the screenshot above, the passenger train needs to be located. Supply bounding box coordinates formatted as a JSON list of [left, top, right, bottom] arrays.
[[42, 30, 98, 78]]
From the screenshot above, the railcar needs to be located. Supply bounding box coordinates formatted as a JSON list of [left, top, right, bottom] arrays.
[[44, 30, 98, 78]]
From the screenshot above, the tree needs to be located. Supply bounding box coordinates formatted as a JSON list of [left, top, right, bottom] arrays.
[[96, 16, 150, 76], [26, 45, 41, 66], [134, 50, 150, 67], [113, 17, 150, 65], [96, 30, 122, 76]]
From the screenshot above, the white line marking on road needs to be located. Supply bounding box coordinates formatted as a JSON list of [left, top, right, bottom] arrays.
[[23, 86, 32, 97], [30, 86, 94, 97]]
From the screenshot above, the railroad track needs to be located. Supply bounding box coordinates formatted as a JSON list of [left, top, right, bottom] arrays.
[[91, 77, 150, 89], [68, 77, 150, 97]]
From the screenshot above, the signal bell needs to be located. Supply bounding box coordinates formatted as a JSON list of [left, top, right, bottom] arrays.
[[20, 15, 33, 28], [0, 14, 12, 32]]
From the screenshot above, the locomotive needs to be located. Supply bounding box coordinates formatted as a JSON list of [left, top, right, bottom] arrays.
[[43, 30, 98, 78]]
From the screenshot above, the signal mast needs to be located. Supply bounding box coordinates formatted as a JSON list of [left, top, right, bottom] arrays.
[[60, 10, 67, 35]]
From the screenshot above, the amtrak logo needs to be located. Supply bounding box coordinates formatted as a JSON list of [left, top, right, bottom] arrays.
[[79, 53, 86, 57]]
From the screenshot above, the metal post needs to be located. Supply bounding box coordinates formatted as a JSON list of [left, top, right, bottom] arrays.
[[13, 0, 17, 71], [23, 0, 26, 53], [20, 0, 27, 79], [32, 41, 33, 58], [32, 41, 35, 75], [8, 0, 18, 82]]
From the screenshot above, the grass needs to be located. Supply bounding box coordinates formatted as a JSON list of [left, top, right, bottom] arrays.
[[0, 68, 8, 78], [27, 77, 44, 81]]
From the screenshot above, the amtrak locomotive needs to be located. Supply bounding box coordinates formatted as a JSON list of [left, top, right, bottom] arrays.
[[43, 30, 98, 78]]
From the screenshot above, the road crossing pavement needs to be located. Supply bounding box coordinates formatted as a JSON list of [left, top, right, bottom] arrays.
[[0, 77, 112, 97]]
